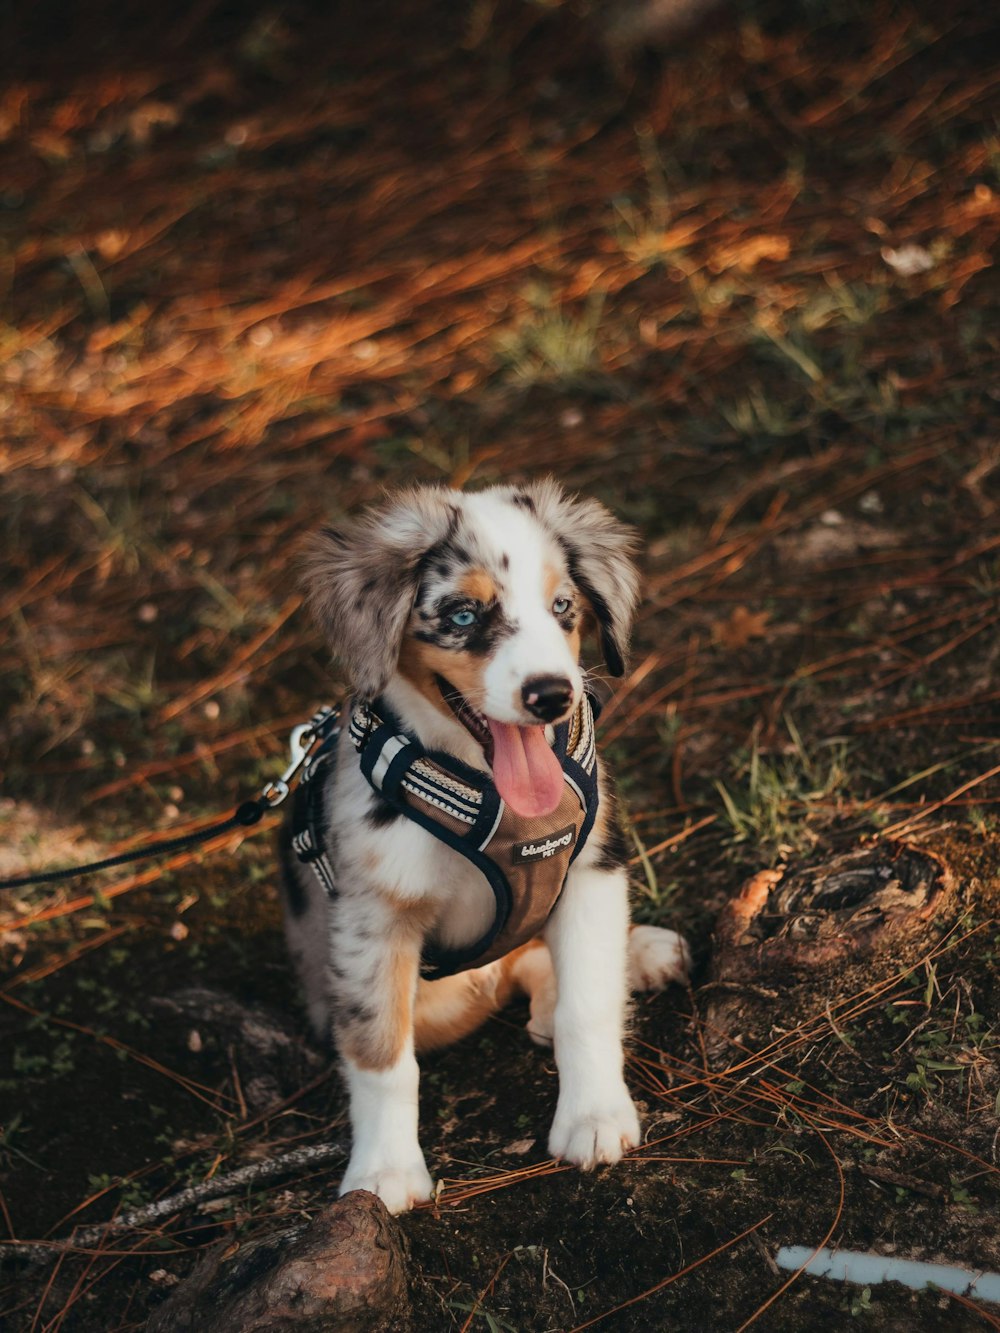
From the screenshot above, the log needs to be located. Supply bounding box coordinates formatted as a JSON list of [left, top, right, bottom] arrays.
[[146, 1191, 410, 1333]]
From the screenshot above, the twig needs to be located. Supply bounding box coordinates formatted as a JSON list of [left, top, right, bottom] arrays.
[[459, 1251, 512, 1333], [626, 814, 717, 865], [156, 594, 302, 724], [0, 1142, 346, 1266], [880, 758, 1000, 839]]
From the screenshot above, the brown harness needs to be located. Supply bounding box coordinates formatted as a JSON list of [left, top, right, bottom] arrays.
[[344, 695, 600, 977]]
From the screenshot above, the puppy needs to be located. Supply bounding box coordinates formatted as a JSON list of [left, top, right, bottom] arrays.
[[280, 480, 689, 1214]]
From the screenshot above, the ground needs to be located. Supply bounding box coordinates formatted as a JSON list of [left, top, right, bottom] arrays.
[[1, 0, 999, 1328]]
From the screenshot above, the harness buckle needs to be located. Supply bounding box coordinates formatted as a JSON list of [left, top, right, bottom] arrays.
[[261, 708, 341, 808]]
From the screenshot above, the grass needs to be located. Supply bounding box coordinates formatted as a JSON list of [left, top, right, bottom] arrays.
[[493, 286, 606, 386], [713, 718, 851, 854]]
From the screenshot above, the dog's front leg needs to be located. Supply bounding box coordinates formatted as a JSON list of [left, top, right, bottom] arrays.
[[333, 920, 433, 1214], [544, 864, 640, 1167]]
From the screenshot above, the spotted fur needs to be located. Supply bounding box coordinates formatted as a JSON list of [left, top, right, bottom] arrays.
[[281, 480, 689, 1215]]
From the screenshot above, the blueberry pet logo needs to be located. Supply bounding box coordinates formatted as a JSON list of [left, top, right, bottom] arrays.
[[512, 826, 576, 864]]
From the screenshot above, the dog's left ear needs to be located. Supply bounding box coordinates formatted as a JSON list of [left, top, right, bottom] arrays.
[[524, 480, 640, 677]]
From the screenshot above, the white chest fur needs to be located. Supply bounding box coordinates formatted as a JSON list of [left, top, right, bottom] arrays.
[[329, 744, 497, 951]]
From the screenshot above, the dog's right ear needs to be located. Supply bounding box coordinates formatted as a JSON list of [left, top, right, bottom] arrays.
[[301, 490, 458, 700]]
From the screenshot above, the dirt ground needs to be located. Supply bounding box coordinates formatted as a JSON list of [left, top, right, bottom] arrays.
[[1, 0, 999, 1327]]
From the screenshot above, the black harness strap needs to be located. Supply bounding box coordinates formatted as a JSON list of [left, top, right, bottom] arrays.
[[288, 707, 342, 899]]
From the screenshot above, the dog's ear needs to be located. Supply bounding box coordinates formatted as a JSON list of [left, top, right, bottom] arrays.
[[523, 479, 639, 677], [302, 490, 458, 699]]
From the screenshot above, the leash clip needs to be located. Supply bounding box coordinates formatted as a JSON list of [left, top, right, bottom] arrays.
[[261, 706, 340, 808]]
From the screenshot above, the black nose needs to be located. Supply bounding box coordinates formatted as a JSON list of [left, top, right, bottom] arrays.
[[522, 675, 574, 722]]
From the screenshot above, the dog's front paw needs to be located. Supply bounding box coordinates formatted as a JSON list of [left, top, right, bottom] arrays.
[[339, 1159, 434, 1215], [628, 925, 691, 992], [548, 1086, 640, 1169]]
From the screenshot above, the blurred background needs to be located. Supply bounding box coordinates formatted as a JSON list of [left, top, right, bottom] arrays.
[[1, 0, 999, 1327]]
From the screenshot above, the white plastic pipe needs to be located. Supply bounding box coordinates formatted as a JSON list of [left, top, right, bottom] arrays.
[[775, 1246, 1000, 1305]]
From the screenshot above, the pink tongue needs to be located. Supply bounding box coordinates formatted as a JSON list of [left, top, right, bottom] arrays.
[[487, 720, 565, 818]]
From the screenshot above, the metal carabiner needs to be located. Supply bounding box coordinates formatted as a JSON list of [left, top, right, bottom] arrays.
[[261, 722, 318, 809]]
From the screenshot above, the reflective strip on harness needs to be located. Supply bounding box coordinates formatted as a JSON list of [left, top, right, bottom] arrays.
[[369, 733, 407, 790]]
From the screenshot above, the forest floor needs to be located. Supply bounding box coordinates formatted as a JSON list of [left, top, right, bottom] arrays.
[[1, 0, 999, 1327]]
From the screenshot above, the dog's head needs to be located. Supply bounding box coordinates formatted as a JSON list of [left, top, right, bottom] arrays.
[[303, 480, 638, 815]]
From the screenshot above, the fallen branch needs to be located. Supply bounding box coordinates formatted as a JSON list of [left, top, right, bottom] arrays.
[[0, 1142, 347, 1266]]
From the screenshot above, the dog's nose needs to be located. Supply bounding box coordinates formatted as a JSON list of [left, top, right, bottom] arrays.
[[521, 675, 574, 722]]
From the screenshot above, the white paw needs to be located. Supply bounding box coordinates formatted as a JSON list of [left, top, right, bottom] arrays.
[[509, 946, 556, 1047], [526, 986, 556, 1046], [628, 925, 691, 992], [526, 1016, 554, 1047], [548, 1086, 640, 1169], [339, 1159, 434, 1215]]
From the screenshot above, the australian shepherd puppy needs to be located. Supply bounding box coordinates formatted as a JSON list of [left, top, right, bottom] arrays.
[[280, 480, 689, 1214]]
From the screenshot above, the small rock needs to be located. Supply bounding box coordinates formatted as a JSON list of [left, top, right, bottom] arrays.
[[149, 1269, 180, 1287], [881, 244, 934, 276], [503, 1137, 536, 1156], [777, 517, 899, 569], [146, 1191, 410, 1332]]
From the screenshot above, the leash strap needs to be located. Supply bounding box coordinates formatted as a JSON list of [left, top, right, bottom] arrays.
[[0, 705, 341, 894], [0, 803, 268, 892]]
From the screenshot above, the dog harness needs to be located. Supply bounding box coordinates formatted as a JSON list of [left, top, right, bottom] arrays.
[[290, 695, 601, 979]]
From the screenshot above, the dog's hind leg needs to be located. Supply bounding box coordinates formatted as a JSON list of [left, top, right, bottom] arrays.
[[412, 924, 691, 1056], [413, 939, 556, 1052], [627, 924, 691, 992]]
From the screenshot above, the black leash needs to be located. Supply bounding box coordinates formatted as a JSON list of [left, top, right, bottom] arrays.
[[0, 706, 340, 894]]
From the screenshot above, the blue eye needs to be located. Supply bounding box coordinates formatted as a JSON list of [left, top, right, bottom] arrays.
[[450, 608, 478, 628], [552, 596, 572, 616]]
